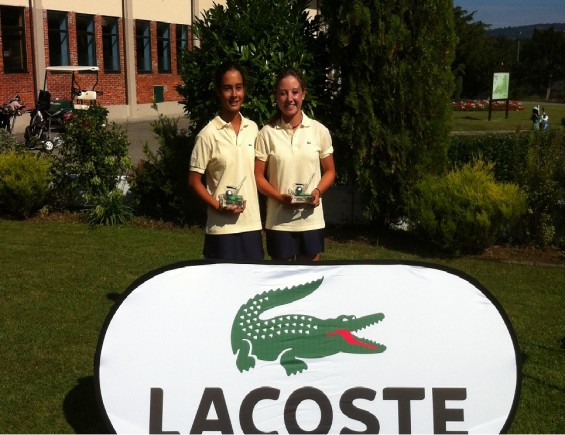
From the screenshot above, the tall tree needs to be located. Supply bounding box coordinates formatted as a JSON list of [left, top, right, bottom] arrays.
[[452, 6, 493, 98], [319, 0, 456, 224], [177, 0, 327, 136], [515, 27, 565, 100], [452, 7, 519, 99]]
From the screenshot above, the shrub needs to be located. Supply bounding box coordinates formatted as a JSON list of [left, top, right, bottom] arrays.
[[129, 114, 205, 225], [49, 105, 132, 224], [85, 188, 133, 226], [449, 130, 565, 246], [406, 160, 527, 254], [0, 129, 26, 153], [517, 131, 564, 246], [0, 150, 52, 218]]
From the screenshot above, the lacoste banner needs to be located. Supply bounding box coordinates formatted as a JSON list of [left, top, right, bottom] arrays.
[[95, 261, 520, 434]]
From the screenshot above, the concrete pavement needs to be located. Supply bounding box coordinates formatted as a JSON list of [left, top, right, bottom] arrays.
[[10, 104, 190, 165]]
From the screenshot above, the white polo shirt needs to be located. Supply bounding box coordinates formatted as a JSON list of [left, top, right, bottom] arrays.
[[255, 112, 333, 231], [190, 114, 262, 235]]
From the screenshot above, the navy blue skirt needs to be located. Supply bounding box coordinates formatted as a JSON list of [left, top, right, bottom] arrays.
[[203, 230, 264, 261], [265, 228, 325, 259]]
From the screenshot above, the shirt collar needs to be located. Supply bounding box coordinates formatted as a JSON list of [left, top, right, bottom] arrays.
[[275, 111, 312, 130], [212, 113, 249, 130]]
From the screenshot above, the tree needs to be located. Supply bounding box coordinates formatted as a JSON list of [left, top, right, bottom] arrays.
[[176, 0, 328, 136], [319, 0, 456, 224], [515, 27, 565, 100]]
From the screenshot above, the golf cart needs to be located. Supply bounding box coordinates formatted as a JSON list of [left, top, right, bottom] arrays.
[[25, 65, 101, 151]]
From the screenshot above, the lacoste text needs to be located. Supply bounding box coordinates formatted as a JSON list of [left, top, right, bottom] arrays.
[[149, 386, 468, 434]]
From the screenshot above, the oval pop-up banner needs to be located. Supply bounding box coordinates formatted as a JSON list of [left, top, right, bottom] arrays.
[[95, 261, 520, 434]]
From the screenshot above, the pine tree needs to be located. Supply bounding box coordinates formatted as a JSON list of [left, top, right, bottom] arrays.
[[320, 0, 456, 224]]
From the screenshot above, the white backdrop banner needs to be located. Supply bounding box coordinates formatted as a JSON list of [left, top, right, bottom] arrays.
[[95, 261, 520, 434]]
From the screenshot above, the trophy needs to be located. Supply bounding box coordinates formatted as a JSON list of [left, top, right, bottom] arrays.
[[289, 173, 315, 204], [218, 176, 246, 208]]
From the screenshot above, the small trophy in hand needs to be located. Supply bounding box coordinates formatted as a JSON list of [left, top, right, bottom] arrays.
[[218, 176, 246, 209], [289, 174, 315, 204]]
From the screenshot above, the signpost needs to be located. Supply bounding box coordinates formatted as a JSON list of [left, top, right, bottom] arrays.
[[489, 72, 510, 121]]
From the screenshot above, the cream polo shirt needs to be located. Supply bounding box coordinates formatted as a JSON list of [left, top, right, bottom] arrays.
[[255, 112, 333, 231], [190, 114, 262, 235]]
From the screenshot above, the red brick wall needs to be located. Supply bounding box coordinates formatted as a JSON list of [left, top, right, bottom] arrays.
[[1, 7, 189, 109], [0, 7, 35, 108], [44, 11, 128, 106], [134, 21, 186, 105]]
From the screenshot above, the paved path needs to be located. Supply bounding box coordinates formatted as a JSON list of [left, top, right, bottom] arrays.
[[10, 112, 190, 165]]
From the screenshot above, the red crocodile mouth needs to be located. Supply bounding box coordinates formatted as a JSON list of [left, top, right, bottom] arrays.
[[326, 329, 378, 350]]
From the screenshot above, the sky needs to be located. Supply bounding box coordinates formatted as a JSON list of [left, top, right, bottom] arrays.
[[453, 0, 565, 28]]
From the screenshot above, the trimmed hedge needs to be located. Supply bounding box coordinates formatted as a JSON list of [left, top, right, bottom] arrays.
[[407, 160, 526, 254]]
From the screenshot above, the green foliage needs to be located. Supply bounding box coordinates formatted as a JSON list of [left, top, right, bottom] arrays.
[[514, 27, 565, 99], [176, 0, 327, 135], [130, 115, 205, 225], [0, 129, 26, 153], [85, 188, 133, 226], [518, 131, 564, 246], [320, 0, 457, 224], [0, 150, 52, 218], [407, 160, 527, 254], [49, 106, 132, 224], [452, 7, 517, 98], [449, 130, 565, 246]]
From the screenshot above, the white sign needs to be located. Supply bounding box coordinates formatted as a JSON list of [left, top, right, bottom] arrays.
[[492, 73, 510, 100], [95, 262, 520, 434]]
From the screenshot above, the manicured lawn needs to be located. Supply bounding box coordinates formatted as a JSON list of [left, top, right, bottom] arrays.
[[0, 218, 563, 433], [451, 101, 565, 132]]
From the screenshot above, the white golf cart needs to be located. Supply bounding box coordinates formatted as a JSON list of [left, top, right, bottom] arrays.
[[25, 65, 101, 151]]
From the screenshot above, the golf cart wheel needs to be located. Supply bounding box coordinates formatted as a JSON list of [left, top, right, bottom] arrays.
[[43, 140, 54, 152]]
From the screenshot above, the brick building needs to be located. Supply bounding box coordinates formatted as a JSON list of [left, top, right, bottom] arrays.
[[0, 0, 201, 120], [0, 0, 320, 121]]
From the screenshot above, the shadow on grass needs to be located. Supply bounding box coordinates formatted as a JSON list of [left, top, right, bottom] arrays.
[[325, 224, 455, 260], [64, 376, 111, 434]]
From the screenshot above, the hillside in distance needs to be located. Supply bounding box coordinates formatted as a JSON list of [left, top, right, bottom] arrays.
[[488, 23, 565, 38]]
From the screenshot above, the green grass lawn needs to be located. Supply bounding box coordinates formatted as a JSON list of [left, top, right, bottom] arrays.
[[0, 218, 563, 433], [451, 101, 565, 132]]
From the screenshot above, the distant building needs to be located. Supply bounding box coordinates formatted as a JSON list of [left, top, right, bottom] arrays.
[[0, 0, 320, 120]]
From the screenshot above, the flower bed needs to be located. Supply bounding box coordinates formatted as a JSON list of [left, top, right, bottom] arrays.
[[452, 99, 525, 111]]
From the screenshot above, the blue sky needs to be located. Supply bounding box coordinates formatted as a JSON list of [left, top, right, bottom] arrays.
[[453, 0, 565, 28]]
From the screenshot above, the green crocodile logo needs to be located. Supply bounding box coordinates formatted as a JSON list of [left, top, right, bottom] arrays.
[[231, 277, 386, 376]]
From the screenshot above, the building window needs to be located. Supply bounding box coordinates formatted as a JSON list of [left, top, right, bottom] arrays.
[[176, 24, 189, 73], [48, 11, 69, 66], [1, 6, 28, 73], [136, 20, 151, 73], [102, 16, 120, 72], [157, 22, 171, 73], [76, 14, 96, 66]]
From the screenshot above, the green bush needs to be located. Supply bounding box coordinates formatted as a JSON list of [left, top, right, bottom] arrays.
[[0, 130, 26, 153], [449, 130, 565, 246], [49, 106, 132, 225], [517, 131, 564, 246], [85, 188, 133, 226], [406, 160, 527, 254], [0, 150, 52, 218], [129, 114, 205, 225]]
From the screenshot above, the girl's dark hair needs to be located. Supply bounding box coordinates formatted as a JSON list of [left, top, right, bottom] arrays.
[[214, 60, 246, 91], [268, 67, 307, 126]]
